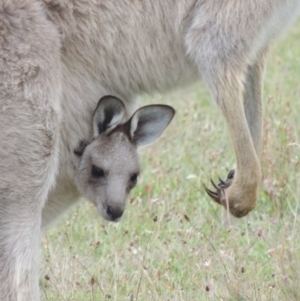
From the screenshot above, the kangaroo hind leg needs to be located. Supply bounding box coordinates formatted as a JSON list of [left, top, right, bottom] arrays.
[[185, 2, 271, 217], [0, 1, 62, 300], [211, 48, 268, 194], [203, 62, 261, 217]]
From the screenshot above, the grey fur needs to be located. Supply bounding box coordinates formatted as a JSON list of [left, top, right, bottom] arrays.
[[74, 96, 175, 223], [0, 0, 300, 299]]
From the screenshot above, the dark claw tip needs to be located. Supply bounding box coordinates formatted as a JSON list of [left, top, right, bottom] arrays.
[[203, 183, 222, 204], [227, 169, 235, 180], [210, 179, 219, 190], [218, 177, 226, 187]]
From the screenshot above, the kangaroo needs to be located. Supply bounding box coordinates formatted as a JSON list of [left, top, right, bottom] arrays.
[[42, 95, 175, 227], [1, 0, 300, 300]]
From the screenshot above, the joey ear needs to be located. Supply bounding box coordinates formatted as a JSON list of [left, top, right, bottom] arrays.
[[129, 105, 175, 147], [93, 96, 125, 137]]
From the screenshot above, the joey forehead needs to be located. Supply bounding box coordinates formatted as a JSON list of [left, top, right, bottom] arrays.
[[89, 131, 140, 172]]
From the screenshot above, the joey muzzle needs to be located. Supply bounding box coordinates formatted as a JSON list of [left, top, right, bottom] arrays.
[[106, 205, 124, 221]]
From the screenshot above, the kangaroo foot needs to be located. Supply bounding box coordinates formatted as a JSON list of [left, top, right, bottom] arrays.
[[204, 169, 235, 199], [218, 169, 235, 189], [204, 169, 256, 218]]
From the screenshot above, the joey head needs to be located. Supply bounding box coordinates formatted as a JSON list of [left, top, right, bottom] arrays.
[[75, 96, 175, 221]]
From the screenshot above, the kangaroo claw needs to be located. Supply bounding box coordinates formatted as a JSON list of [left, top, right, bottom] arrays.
[[204, 169, 235, 205], [204, 180, 222, 205]]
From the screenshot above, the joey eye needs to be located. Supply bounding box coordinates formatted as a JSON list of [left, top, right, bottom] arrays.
[[91, 165, 105, 178], [130, 173, 139, 184]]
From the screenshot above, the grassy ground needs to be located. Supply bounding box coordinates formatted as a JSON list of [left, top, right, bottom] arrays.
[[41, 23, 300, 301]]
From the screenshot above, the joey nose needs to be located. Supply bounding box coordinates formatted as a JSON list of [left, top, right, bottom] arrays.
[[107, 205, 124, 221]]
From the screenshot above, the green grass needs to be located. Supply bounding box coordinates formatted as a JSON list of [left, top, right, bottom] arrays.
[[41, 22, 300, 301]]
